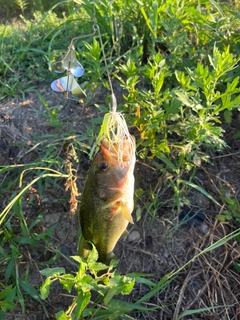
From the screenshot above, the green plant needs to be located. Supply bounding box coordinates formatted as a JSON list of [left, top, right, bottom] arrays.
[[0, 196, 50, 317], [34, 224, 238, 318], [14, 0, 28, 14], [218, 195, 240, 224], [116, 44, 240, 212], [40, 246, 147, 319]]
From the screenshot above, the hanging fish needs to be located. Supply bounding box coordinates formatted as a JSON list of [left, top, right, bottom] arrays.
[[79, 112, 136, 265]]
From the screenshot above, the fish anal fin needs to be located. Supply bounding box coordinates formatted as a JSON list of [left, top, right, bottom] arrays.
[[121, 203, 134, 224], [121, 229, 129, 238]]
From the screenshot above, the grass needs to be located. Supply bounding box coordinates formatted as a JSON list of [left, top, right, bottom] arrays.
[[1, 0, 240, 318]]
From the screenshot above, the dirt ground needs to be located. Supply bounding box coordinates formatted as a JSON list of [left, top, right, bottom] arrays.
[[0, 83, 240, 319]]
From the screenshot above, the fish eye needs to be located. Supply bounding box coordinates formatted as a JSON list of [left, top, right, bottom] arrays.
[[99, 162, 108, 171]]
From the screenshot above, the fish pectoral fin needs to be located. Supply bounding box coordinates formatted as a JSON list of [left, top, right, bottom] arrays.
[[121, 203, 134, 224]]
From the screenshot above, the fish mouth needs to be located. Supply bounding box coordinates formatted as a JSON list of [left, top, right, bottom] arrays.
[[97, 183, 124, 192], [101, 138, 134, 163]]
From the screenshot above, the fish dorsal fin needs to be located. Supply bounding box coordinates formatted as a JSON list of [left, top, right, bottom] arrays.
[[121, 203, 134, 224]]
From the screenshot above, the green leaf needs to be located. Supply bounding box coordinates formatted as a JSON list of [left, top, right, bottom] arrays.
[[156, 154, 176, 171], [71, 255, 83, 264], [174, 90, 193, 107], [209, 0, 225, 17], [127, 273, 155, 287], [234, 262, 240, 273], [217, 214, 227, 222], [0, 285, 13, 300], [233, 131, 240, 139], [223, 110, 232, 124], [89, 262, 109, 272], [14, 236, 40, 246], [135, 206, 142, 222], [104, 274, 135, 305], [107, 298, 157, 313], [178, 305, 233, 320], [1, 301, 16, 313], [59, 274, 75, 293], [29, 211, 46, 231], [40, 278, 52, 300], [40, 267, 65, 278], [74, 291, 91, 318], [5, 259, 14, 282], [19, 279, 48, 316], [137, 274, 172, 303], [87, 244, 99, 266], [55, 310, 68, 320], [179, 180, 221, 206]]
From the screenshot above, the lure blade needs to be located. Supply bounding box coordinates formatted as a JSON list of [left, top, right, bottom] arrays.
[[51, 75, 86, 98], [51, 47, 84, 77]]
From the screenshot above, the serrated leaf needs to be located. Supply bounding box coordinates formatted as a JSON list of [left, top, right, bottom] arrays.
[[59, 274, 75, 293], [174, 90, 193, 107], [55, 310, 67, 320], [104, 275, 135, 305], [87, 245, 98, 266], [71, 255, 83, 264], [90, 262, 108, 272], [40, 267, 65, 277]]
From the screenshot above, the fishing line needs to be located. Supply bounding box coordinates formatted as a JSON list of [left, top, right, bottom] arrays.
[[88, 4, 136, 160], [92, 4, 117, 113]]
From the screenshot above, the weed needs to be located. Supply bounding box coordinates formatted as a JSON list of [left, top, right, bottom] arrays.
[[40, 246, 141, 319], [218, 194, 240, 224]]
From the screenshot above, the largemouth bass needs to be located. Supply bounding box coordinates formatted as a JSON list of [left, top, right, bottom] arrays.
[[78, 136, 136, 264]]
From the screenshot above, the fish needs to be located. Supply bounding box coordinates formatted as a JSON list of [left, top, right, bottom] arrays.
[[78, 136, 136, 265]]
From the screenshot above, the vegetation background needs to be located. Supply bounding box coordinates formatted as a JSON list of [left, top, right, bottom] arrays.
[[0, 0, 240, 319]]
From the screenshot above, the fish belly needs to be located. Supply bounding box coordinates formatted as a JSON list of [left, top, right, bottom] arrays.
[[79, 197, 128, 264]]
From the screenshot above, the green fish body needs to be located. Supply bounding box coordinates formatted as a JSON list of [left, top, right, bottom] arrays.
[[79, 137, 135, 264]]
